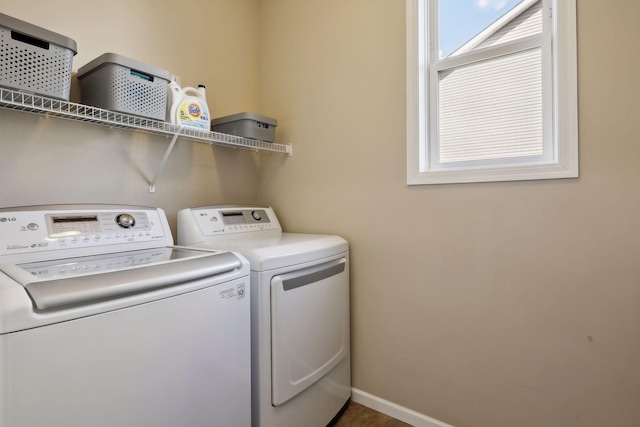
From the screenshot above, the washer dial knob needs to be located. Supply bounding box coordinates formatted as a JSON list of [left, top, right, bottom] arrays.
[[116, 213, 136, 228], [251, 211, 262, 221]]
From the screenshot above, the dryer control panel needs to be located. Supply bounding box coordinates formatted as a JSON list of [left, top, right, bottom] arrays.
[[0, 205, 171, 257], [179, 206, 282, 238]]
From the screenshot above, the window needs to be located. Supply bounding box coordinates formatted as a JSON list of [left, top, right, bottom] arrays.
[[406, 0, 578, 185]]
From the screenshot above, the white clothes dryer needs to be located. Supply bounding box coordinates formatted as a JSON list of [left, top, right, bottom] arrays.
[[0, 204, 251, 427], [178, 206, 351, 427]]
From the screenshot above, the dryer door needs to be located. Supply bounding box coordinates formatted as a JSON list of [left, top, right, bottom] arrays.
[[270, 256, 349, 406]]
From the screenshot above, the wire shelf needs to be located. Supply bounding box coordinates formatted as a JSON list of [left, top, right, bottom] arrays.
[[0, 87, 291, 155]]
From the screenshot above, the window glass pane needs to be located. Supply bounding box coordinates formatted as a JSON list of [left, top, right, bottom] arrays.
[[439, 0, 542, 58], [438, 48, 542, 163]]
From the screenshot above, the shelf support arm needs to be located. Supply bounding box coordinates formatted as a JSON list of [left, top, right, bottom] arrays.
[[149, 130, 181, 193]]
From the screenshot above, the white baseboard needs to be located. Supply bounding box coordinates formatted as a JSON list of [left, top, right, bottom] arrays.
[[350, 388, 455, 427]]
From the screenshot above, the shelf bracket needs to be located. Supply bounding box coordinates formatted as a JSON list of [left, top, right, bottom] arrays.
[[149, 130, 182, 193]]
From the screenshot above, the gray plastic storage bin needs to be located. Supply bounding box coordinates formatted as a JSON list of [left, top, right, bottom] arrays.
[[211, 112, 277, 143], [77, 53, 171, 120], [0, 13, 77, 100]]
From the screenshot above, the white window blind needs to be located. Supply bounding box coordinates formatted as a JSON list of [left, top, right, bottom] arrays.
[[438, 47, 543, 164]]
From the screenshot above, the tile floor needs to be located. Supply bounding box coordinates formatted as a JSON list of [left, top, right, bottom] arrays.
[[332, 401, 412, 427]]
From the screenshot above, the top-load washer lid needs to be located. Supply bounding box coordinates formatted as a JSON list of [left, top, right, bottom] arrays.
[[0, 204, 251, 335], [1, 247, 243, 310]]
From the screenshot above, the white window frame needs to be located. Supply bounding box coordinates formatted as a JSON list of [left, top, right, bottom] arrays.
[[406, 0, 578, 185]]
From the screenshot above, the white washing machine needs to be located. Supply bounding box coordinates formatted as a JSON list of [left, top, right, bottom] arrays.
[[177, 206, 351, 427], [0, 204, 251, 427]]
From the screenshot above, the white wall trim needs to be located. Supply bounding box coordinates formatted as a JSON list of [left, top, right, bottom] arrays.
[[350, 388, 455, 427]]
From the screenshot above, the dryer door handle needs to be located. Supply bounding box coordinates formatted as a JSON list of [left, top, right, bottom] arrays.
[[280, 258, 346, 291]]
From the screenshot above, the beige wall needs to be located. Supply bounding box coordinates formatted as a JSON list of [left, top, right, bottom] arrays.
[[2, 1, 640, 427], [0, 0, 266, 231], [258, 1, 640, 427]]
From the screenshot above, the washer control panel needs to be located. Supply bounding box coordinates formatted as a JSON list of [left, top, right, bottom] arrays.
[[184, 206, 281, 237], [0, 205, 169, 256]]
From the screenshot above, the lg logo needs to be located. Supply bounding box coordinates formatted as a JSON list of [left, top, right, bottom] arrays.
[[0, 217, 16, 222]]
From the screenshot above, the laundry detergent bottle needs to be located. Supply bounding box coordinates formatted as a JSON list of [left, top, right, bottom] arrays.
[[168, 82, 210, 131]]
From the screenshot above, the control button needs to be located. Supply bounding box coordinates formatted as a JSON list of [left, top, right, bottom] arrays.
[[27, 223, 39, 231], [251, 211, 262, 221], [116, 213, 136, 229]]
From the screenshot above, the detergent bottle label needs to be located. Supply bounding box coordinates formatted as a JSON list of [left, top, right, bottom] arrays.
[[177, 100, 209, 130]]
